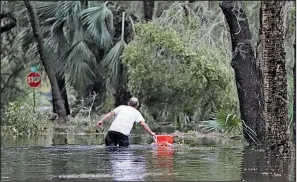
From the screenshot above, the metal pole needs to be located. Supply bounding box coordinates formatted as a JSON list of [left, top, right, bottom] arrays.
[[33, 88, 36, 113]]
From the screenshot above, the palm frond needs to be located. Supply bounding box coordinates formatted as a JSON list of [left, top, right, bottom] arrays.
[[14, 28, 34, 52], [43, 38, 60, 69], [101, 39, 127, 87], [36, 2, 59, 20], [199, 120, 222, 133], [101, 12, 127, 87], [199, 111, 260, 143], [55, 1, 81, 18], [57, 40, 98, 90], [26, 43, 44, 69], [43, 17, 60, 26], [50, 17, 70, 52], [80, 2, 114, 49]]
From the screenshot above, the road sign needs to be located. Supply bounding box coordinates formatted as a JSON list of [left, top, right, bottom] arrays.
[[30, 66, 37, 72], [26, 72, 41, 88]]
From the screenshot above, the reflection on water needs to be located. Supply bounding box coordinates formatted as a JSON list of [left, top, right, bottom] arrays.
[[242, 147, 295, 182], [106, 147, 147, 181], [1, 134, 295, 181]]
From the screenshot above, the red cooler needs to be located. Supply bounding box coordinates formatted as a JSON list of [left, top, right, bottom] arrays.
[[154, 135, 174, 146]]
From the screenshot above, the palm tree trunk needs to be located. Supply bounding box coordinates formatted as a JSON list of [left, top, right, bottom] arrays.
[[143, 0, 154, 21], [52, 75, 70, 116], [24, 0, 67, 122], [261, 1, 290, 156], [220, 1, 265, 145]]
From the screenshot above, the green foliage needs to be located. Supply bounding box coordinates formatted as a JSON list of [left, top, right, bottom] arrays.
[[80, 2, 114, 49], [1, 94, 51, 136], [101, 12, 128, 88], [199, 111, 258, 143], [123, 21, 237, 122], [200, 112, 242, 134], [16, 1, 118, 94]]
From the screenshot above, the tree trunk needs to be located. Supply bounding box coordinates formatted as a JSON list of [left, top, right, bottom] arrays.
[[114, 62, 131, 107], [143, 0, 154, 21], [220, 1, 265, 145], [293, 40, 296, 145], [261, 1, 290, 156], [52, 75, 70, 116], [24, 0, 67, 122]]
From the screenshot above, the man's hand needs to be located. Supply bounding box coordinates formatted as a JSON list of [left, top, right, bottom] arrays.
[[96, 120, 103, 127], [150, 132, 156, 136]]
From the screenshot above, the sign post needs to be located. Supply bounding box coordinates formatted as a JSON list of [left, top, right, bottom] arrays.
[[26, 67, 41, 112]]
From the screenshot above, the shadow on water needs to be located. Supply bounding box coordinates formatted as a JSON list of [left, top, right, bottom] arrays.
[[241, 146, 295, 182], [1, 135, 295, 181]]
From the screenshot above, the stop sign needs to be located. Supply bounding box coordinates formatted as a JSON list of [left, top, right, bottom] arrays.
[[26, 72, 41, 88]]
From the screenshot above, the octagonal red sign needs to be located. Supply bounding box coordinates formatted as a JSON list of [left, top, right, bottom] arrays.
[[26, 72, 41, 88]]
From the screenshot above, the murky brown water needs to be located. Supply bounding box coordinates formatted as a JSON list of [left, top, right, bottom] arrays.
[[1, 134, 295, 181]]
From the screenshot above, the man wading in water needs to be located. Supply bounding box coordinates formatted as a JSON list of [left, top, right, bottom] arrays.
[[96, 97, 156, 147]]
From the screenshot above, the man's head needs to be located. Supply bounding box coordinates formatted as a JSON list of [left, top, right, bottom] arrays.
[[128, 97, 139, 108]]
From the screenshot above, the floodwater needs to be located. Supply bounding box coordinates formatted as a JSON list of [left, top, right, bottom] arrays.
[[1, 134, 296, 181]]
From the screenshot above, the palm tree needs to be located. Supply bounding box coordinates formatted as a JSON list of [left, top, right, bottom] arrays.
[[24, 0, 67, 121], [261, 1, 290, 156], [17, 1, 135, 114]]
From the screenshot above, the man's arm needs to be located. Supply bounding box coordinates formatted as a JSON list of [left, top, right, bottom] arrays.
[[139, 120, 155, 136], [96, 111, 115, 127]]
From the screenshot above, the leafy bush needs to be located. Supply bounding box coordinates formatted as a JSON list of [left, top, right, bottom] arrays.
[[1, 93, 51, 136], [123, 22, 237, 122]]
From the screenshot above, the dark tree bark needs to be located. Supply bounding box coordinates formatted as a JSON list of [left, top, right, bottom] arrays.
[[220, 1, 265, 145], [261, 1, 290, 156], [143, 1, 154, 21], [52, 75, 70, 116], [0, 12, 16, 33], [24, 0, 67, 121]]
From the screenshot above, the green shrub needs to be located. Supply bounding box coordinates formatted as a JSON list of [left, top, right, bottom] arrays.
[[123, 22, 237, 122], [1, 93, 52, 136]]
